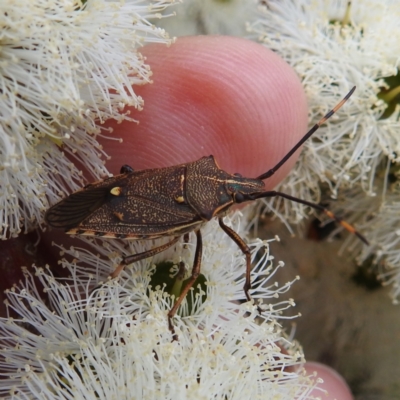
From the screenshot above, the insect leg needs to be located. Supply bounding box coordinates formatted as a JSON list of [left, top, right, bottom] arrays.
[[110, 236, 180, 279], [167, 229, 203, 340], [251, 190, 369, 245], [218, 218, 260, 310]]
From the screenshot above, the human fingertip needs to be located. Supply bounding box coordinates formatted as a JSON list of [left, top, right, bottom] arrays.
[[305, 362, 354, 400], [103, 35, 307, 189]]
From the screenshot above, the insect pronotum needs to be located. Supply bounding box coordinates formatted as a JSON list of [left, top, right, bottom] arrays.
[[45, 86, 367, 337]]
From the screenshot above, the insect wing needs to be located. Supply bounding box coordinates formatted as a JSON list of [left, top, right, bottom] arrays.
[[83, 166, 200, 237], [47, 166, 202, 238], [45, 176, 128, 229]]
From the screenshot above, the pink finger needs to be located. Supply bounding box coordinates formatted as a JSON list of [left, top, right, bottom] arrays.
[[102, 35, 308, 190]]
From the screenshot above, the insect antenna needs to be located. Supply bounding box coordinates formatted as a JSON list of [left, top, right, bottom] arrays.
[[250, 190, 369, 245], [252, 86, 368, 244], [257, 86, 356, 181]]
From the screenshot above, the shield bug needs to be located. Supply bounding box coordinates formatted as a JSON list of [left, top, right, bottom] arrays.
[[45, 86, 367, 337]]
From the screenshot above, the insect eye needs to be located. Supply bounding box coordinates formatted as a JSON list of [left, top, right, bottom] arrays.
[[120, 165, 134, 174], [234, 192, 246, 203]]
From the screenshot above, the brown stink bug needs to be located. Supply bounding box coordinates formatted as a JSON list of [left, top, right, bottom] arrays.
[[45, 86, 367, 336]]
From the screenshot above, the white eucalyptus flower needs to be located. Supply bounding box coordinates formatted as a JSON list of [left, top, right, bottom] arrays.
[[0, 212, 319, 399], [249, 0, 399, 207], [0, 0, 174, 239], [335, 182, 400, 301], [156, 0, 257, 37], [248, 0, 400, 295]]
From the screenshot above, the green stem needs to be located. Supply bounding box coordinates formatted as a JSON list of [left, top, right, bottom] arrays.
[[341, 2, 352, 26], [380, 85, 400, 103]]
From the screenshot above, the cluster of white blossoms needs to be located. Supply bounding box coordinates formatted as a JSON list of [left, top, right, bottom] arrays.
[[156, 0, 254, 37], [0, 0, 174, 239], [248, 0, 400, 299], [0, 212, 320, 399]]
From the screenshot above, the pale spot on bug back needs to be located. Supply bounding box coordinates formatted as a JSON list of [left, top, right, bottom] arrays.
[[110, 187, 122, 196]]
